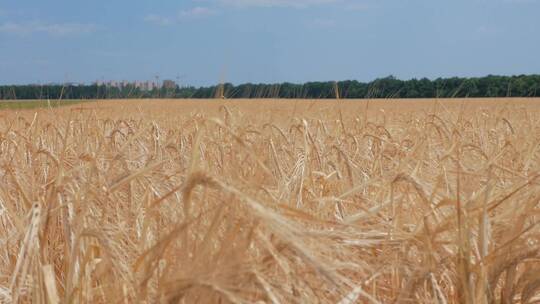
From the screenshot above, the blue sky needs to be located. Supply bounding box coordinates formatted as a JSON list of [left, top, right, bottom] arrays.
[[0, 0, 539, 86]]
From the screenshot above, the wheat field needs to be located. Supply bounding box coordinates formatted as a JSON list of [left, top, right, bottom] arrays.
[[1, 98, 540, 303]]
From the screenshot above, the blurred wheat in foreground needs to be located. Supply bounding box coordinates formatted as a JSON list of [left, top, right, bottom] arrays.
[[1, 98, 540, 303]]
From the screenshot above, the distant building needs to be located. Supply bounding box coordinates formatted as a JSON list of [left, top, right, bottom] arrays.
[[162, 80, 177, 90], [92, 79, 162, 91], [138, 81, 157, 91]]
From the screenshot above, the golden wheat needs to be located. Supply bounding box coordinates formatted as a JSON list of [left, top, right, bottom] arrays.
[[0, 98, 540, 303]]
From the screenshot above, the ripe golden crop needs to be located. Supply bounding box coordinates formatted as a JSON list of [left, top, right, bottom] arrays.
[[1, 98, 539, 303]]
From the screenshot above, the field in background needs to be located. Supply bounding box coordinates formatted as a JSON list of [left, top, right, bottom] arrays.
[[1, 98, 540, 303], [0, 99, 84, 110]]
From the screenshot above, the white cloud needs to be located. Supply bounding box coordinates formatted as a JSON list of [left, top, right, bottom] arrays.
[[218, 0, 340, 8], [144, 14, 174, 26], [0, 21, 98, 36], [145, 7, 216, 26], [179, 6, 216, 18]]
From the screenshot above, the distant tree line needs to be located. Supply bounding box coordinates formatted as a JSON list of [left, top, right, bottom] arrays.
[[1, 74, 540, 100]]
